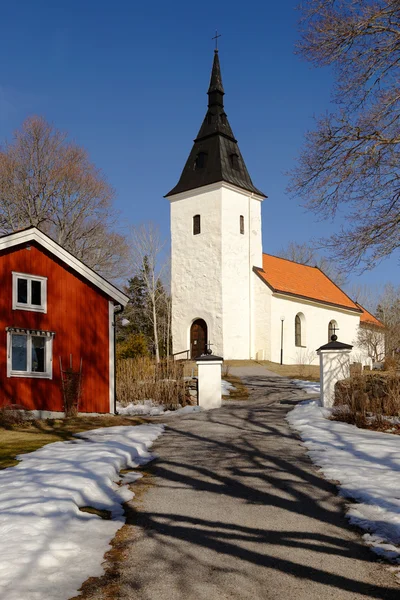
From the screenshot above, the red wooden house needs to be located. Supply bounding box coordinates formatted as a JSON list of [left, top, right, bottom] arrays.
[[0, 227, 129, 416]]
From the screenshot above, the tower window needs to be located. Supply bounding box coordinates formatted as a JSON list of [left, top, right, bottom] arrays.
[[220, 113, 227, 124], [230, 153, 239, 170], [207, 113, 214, 124], [195, 152, 207, 170], [193, 214, 201, 235], [240, 215, 244, 235]]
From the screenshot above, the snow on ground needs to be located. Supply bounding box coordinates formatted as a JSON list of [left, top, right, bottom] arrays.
[[222, 379, 236, 395], [291, 379, 321, 394], [117, 379, 234, 416], [0, 424, 163, 600], [117, 400, 166, 416], [287, 401, 400, 562]]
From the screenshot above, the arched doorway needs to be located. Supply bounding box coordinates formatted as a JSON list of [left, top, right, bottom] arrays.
[[190, 319, 207, 359]]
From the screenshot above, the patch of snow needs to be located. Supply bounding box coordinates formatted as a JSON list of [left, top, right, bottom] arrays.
[[117, 400, 166, 416], [287, 402, 400, 562], [222, 379, 236, 395], [291, 379, 321, 394], [0, 424, 163, 600]]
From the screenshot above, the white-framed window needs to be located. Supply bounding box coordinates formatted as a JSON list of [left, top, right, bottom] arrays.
[[12, 272, 47, 313], [7, 329, 53, 379]]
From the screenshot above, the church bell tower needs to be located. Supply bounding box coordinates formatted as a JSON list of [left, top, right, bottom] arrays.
[[165, 49, 266, 360]]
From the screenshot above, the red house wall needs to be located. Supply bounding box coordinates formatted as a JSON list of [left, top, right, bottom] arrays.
[[0, 242, 112, 413]]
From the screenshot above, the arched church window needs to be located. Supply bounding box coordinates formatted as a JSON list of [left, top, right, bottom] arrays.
[[193, 214, 201, 235], [240, 215, 244, 235], [295, 314, 302, 347], [195, 152, 207, 170], [230, 153, 239, 170], [328, 320, 338, 341]]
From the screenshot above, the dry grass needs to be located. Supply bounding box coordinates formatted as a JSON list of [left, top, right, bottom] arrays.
[[222, 375, 249, 400], [0, 415, 144, 470], [258, 360, 320, 381], [116, 357, 186, 409]]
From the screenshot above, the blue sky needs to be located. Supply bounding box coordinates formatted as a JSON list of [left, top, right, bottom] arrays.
[[0, 0, 397, 293]]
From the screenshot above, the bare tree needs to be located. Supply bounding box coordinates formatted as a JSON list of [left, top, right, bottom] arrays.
[[128, 223, 170, 363], [356, 325, 385, 363], [376, 283, 400, 357], [289, 0, 400, 271], [0, 116, 128, 280], [344, 283, 380, 314], [278, 241, 347, 286]]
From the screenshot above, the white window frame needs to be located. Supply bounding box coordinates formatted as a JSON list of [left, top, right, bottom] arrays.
[[7, 331, 53, 379], [12, 272, 47, 313]]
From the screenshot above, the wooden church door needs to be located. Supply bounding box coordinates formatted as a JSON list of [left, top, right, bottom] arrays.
[[190, 319, 207, 359]]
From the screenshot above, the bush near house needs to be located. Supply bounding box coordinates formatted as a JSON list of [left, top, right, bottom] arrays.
[[334, 372, 400, 428], [116, 357, 187, 409]]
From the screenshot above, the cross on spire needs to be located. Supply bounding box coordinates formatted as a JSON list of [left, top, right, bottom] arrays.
[[212, 30, 221, 50]]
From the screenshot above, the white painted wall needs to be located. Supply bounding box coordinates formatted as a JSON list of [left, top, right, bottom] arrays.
[[253, 272, 272, 360], [220, 186, 263, 359], [169, 184, 223, 357], [266, 294, 365, 366], [169, 182, 263, 359]]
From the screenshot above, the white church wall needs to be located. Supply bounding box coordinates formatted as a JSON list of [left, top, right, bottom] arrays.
[[220, 185, 263, 359], [169, 185, 224, 356], [268, 295, 363, 366], [253, 272, 272, 360]]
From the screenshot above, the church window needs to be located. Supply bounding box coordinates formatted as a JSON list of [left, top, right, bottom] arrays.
[[207, 113, 214, 124], [220, 113, 227, 124], [230, 153, 239, 170], [195, 152, 207, 170], [328, 320, 338, 341], [295, 313, 305, 347], [193, 215, 201, 235], [240, 215, 244, 234]]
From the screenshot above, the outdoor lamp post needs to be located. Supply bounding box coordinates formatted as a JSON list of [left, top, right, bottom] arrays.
[[280, 316, 285, 365]]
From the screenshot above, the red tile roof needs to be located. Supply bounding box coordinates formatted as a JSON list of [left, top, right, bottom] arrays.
[[356, 303, 385, 328], [255, 254, 361, 312]]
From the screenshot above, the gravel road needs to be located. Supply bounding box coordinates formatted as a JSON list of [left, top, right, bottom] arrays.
[[80, 366, 399, 600]]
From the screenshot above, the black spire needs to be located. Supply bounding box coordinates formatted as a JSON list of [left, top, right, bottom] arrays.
[[165, 50, 265, 198]]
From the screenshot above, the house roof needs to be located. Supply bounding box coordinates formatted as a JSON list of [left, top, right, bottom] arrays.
[[356, 303, 385, 328], [165, 50, 265, 199], [255, 254, 362, 313], [0, 227, 129, 306]]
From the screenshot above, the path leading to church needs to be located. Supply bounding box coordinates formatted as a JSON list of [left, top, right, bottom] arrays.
[[80, 367, 398, 600]]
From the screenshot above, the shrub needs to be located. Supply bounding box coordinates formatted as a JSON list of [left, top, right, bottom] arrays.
[[116, 333, 149, 360], [384, 355, 398, 372], [116, 357, 186, 409], [0, 404, 27, 428], [334, 373, 400, 425]]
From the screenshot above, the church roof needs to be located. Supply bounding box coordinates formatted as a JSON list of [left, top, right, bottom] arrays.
[[255, 254, 362, 313], [165, 50, 265, 198], [357, 303, 385, 328]]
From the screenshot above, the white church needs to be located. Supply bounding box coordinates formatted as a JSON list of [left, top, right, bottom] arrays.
[[166, 50, 382, 364]]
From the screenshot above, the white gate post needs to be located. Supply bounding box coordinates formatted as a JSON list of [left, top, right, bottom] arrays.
[[196, 354, 224, 410], [317, 336, 353, 408]]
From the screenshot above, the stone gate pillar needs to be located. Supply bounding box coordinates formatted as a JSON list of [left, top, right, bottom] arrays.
[[317, 336, 353, 408], [196, 354, 224, 410]]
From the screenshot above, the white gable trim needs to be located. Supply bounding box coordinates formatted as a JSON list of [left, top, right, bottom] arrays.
[[0, 228, 129, 306]]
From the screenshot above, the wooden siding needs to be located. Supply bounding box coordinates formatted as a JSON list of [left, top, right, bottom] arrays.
[[0, 242, 111, 413]]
